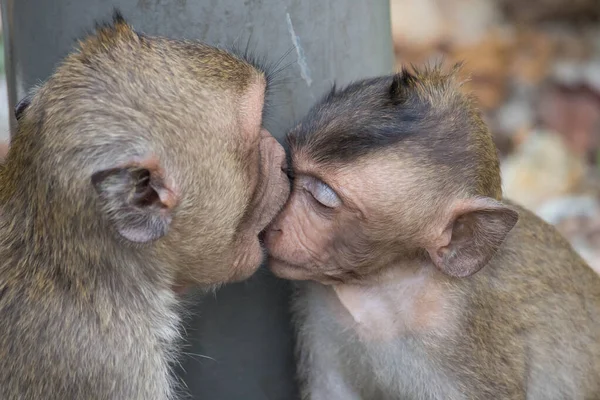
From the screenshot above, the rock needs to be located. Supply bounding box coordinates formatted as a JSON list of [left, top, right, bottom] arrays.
[[510, 30, 555, 85], [537, 195, 600, 225], [493, 84, 535, 136], [391, 0, 500, 50], [449, 30, 513, 109], [437, 0, 501, 47], [583, 58, 600, 92], [390, 0, 446, 50], [538, 85, 600, 157], [552, 61, 585, 86], [496, 0, 600, 24], [545, 195, 600, 275], [501, 130, 587, 210]]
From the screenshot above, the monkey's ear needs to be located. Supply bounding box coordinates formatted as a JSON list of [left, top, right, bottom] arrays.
[[427, 198, 519, 278], [15, 96, 31, 120], [91, 162, 177, 243]]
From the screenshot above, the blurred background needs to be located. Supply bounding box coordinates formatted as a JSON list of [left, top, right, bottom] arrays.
[[0, 0, 598, 272], [390, 0, 600, 273]]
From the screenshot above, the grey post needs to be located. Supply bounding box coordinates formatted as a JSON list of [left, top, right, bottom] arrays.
[[0, 1, 393, 398]]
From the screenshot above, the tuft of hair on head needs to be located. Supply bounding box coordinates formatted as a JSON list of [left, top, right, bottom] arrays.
[[75, 9, 139, 54], [392, 62, 502, 199], [389, 66, 417, 105], [393, 62, 469, 110], [111, 8, 127, 25], [93, 8, 130, 31]]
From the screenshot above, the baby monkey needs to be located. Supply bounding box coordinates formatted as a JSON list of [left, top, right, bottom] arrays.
[[266, 65, 600, 399]]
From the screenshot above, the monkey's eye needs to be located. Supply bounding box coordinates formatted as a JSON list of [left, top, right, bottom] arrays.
[[303, 177, 341, 208]]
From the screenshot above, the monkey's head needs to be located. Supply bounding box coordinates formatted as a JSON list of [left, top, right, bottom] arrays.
[[5, 14, 289, 287], [266, 65, 519, 284]]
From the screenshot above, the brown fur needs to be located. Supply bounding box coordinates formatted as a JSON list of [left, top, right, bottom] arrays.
[[0, 142, 8, 163], [0, 12, 289, 400], [266, 65, 600, 399]]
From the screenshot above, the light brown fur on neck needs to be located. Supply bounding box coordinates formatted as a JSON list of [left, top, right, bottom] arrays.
[[330, 263, 450, 342]]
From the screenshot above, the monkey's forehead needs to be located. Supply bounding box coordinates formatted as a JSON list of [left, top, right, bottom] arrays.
[[286, 81, 428, 163], [286, 68, 472, 164]]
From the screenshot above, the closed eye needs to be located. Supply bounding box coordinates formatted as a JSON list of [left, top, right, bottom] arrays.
[[301, 176, 341, 208]]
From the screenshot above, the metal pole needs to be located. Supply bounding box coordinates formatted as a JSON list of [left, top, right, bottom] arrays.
[[1, 1, 393, 398]]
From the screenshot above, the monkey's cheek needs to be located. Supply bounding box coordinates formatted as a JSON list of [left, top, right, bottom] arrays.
[[229, 237, 265, 282]]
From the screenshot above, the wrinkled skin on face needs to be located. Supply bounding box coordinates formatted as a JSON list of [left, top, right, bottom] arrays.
[[264, 152, 431, 285], [266, 148, 518, 286], [265, 70, 518, 285]]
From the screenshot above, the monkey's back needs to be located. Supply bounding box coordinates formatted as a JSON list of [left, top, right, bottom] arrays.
[[459, 200, 600, 398], [0, 263, 179, 400], [291, 201, 600, 400]]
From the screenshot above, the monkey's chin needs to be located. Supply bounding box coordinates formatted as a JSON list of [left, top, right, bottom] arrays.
[[229, 236, 266, 283], [267, 257, 313, 281]]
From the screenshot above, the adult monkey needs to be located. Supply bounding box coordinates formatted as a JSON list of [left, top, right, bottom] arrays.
[[0, 14, 290, 400], [1, 1, 394, 399]]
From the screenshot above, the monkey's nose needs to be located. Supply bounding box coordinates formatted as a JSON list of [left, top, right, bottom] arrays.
[[265, 217, 283, 234]]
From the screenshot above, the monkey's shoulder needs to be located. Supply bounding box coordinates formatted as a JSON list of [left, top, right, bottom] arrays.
[[501, 199, 595, 268], [482, 198, 600, 304]]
